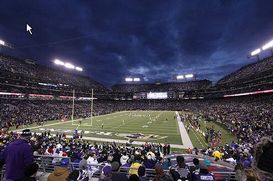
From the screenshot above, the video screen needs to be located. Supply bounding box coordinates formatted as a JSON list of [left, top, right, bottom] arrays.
[[147, 92, 168, 99]]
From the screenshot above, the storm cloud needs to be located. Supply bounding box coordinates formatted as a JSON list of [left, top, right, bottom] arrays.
[[1, 0, 273, 86]]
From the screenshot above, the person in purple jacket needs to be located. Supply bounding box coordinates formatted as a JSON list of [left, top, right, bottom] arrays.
[[2, 129, 34, 181]]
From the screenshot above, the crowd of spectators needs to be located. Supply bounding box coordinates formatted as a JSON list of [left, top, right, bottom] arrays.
[[0, 129, 221, 181], [112, 80, 212, 93], [0, 128, 272, 180], [217, 56, 273, 85], [0, 54, 108, 94]]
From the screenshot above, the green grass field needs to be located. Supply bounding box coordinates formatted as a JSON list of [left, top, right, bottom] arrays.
[[13, 110, 235, 149], [23, 111, 182, 145]]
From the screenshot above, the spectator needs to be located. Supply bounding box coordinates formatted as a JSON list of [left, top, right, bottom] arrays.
[[129, 157, 142, 176], [79, 155, 88, 170], [129, 174, 139, 181], [171, 156, 190, 181], [120, 152, 129, 166], [192, 162, 215, 181], [21, 163, 39, 181], [111, 161, 128, 181], [48, 159, 70, 181], [1, 129, 33, 180], [253, 137, 273, 181], [153, 164, 173, 181], [159, 157, 171, 170], [99, 165, 112, 181], [190, 158, 200, 174], [138, 166, 149, 181]]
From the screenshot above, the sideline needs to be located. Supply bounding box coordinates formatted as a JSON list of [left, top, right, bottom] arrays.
[[176, 111, 194, 148]]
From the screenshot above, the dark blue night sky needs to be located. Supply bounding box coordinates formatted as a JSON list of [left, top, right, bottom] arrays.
[[1, 0, 273, 86]]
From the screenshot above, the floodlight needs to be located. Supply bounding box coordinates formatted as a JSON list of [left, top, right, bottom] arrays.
[[64, 62, 75, 69], [75, 67, 83, 71], [262, 40, 273, 50], [133, 78, 140, 81], [185, 74, 194, 78], [125, 77, 133, 82], [54, 59, 65, 65], [0, 40, 5, 46], [251, 48, 261, 56], [176, 75, 184, 79]]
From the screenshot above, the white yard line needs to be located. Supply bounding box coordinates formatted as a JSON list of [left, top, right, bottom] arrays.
[[176, 111, 194, 149]]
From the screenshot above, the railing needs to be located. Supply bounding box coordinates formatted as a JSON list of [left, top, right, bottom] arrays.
[[1, 155, 237, 181]]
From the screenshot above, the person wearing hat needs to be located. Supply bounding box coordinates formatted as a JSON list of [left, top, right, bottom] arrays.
[[99, 165, 113, 181], [48, 158, 71, 181], [1, 129, 34, 180], [193, 161, 215, 181]]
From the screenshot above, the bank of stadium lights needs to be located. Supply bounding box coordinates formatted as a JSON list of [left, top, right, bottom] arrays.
[[176, 74, 194, 80], [125, 77, 141, 82], [0, 40, 5, 46], [176, 75, 184, 80], [250, 39, 273, 58], [185, 74, 194, 78], [133, 78, 140, 82], [54, 59, 83, 72], [262, 40, 273, 51], [0, 39, 13, 49], [250, 48, 261, 56]]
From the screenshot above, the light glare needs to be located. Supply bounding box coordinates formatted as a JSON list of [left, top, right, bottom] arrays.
[[0, 40, 5, 46], [75, 67, 83, 71], [133, 78, 140, 81], [176, 75, 184, 79], [262, 40, 273, 50], [251, 48, 261, 56], [54, 59, 65, 65], [64, 63, 75, 69], [125, 77, 133, 82], [185, 74, 194, 78]]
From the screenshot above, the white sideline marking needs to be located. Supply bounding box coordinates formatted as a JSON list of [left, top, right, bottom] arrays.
[[176, 111, 194, 148]]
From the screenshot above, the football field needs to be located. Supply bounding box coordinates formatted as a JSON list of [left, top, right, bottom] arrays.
[[19, 111, 183, 145]]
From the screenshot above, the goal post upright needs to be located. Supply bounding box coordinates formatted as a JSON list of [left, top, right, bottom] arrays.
[[72, 89, 75, 121], [90, 88, 94, 126]]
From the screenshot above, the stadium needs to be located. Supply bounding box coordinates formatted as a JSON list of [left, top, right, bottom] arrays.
[[1, 1, 273, 181]]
